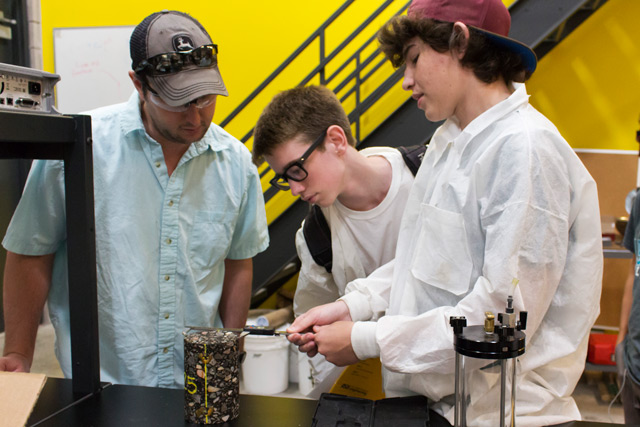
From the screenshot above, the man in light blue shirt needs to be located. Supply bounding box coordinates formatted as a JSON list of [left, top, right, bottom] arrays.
[[0, 10, 269, 388]]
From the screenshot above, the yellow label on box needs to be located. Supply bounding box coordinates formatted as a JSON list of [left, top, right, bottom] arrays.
[[329, 358, 385, 401]]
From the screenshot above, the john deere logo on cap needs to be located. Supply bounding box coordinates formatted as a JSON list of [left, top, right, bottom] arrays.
[[173, 35, 194, 51]]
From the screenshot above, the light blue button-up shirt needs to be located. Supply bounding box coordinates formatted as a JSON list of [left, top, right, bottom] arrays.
[[3, 92, 269, 388]]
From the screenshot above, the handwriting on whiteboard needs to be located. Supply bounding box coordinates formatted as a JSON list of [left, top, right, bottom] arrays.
[[54, 26, 135, 114]]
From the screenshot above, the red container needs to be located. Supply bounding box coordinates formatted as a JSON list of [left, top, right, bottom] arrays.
[[587, 333, 617, 366]]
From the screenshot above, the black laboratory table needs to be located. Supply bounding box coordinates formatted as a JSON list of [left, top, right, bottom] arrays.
[[28, 378, 321, 427], [28, 378, 448, 427], [27, 378, 626, 427]]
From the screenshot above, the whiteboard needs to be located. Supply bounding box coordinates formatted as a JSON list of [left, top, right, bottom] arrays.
[[53, 26, 135, 114]]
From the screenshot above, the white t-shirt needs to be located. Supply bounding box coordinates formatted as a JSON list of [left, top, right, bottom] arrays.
[[293, 146, 417, 396]]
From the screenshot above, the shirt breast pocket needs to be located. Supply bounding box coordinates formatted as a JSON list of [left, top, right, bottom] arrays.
[[189, 210, 234, 273], [410, 203, 472, 296]]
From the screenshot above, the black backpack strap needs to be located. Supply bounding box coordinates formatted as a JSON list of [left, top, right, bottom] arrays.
[[302, 204, 333, 273], [397, 144, 427, 176]]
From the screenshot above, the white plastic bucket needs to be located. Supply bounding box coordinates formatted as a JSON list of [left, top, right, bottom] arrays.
[[240, 334, 289, 395]]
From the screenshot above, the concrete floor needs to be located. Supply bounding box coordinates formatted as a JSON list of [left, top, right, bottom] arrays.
[[576, 369, 625, 424], [0, 324, 627, 425]]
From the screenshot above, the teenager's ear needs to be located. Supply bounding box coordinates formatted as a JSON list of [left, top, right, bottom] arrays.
[[326, 125, 348, 155], [452, 22, 470, 60]]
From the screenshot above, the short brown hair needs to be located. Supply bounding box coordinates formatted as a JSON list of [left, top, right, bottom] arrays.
[[377, 15, 530, 84], [252, 85, 355, 165]]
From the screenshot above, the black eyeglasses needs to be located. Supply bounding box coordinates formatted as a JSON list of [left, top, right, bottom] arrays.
[[269, 128, 328, 191], [134, 44, 218, 75]]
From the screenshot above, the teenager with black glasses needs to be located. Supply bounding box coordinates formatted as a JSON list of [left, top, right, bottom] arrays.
[[253, 85, 422, 397]]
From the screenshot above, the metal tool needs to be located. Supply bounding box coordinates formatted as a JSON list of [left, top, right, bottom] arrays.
[[184, 325, 291, 337]]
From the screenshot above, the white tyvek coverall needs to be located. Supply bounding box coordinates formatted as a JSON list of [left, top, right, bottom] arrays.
[[294, 147, 416, 397], [341, 84, 603, 426]]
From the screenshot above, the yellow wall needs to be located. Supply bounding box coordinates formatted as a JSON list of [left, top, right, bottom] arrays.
[[527, 0, 640, 151], [40, 1, 412, 143], [41, 0, 347, 123], [41, 0, 640, 152]]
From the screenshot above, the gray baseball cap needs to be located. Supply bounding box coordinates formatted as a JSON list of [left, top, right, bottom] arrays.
[[130, 10, 228, 107]]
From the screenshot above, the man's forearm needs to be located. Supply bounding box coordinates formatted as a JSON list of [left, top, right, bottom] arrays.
[[2, 252, 54, 366], [219, 258, 253, 329]]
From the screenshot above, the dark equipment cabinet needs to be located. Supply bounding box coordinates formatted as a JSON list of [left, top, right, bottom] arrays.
[[0, 110, 100, 396]]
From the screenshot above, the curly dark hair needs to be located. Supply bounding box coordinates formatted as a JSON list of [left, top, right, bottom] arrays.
[[252, 85, 355, 165], [377, 15, 530, 84]]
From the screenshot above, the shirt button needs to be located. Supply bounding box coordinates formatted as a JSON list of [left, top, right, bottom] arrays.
[[168, 200, 174, 207], [164, 275, 170, 281], [166, 238, 172, 245], [155, 161, 161, 168], [163, 347, 169, 354], [164, 313, 170, 319]]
